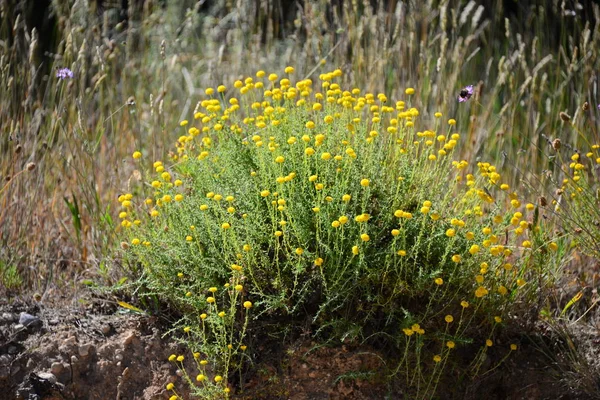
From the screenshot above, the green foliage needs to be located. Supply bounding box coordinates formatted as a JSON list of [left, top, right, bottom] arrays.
[[0, 259, 23, 293], [119, 70, 566, 398]]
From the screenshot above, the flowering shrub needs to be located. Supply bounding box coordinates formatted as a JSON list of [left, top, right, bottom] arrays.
[[118, 68, 565, 398], [550, 141, 600, 260]]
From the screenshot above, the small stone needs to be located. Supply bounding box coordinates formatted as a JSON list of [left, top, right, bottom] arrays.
[[37, 372, 57, 384], [1, 312, 16, 324], [101, 325, 112, 335], [48, 319, 59, 326], [63, 336, 77, 346], [70, 355, 78, 364], [13, 324, 25, 331], [19, 312, 41, 328], [123, 331, 137, 346], [78, 343, 94, 357], [301, 363, 308, 369], [50, 362, 64, 375], [114, 353, 123, 361], [308, 371, 318, 378]]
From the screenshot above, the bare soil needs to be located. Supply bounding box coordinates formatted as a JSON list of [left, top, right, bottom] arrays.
[[1, 296, 598, 400]]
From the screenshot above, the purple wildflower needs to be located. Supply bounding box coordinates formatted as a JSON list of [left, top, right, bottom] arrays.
[[56, 67, 73, 80], [597, 103, 600, 110], [457, 85, 474, 103]]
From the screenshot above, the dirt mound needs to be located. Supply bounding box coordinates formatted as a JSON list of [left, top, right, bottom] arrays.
[[1, 299, 597, 399], [0, 300, 191, 400]]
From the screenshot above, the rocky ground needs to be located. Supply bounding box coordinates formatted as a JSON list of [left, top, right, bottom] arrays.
[[1, 296, 598, 400]]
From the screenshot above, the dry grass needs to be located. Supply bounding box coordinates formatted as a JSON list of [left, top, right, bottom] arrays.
[[0, 0, 599, 295]]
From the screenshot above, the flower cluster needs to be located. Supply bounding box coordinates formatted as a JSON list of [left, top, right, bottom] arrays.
[[118, 67, 564, 398]]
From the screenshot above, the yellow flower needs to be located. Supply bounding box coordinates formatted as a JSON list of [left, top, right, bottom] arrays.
[[446, 229, 456, 237], [295, 248, 304, 255], [132, 151, 142, 159], [360, 233, 370, 242], [445, 315, 454, 323], [200, 313, 207, 319], [451, 254, 461, 263], [166, 383, 174, 390], [498, 286, 508, 295], [342, 194, 351, 202], [494, 316, 502, 323], [522, 240, 532, 248], [177, 355, 184, 362], [469, 245, 480, 255], [217, 85, 226, 93], [475, 286, 488, 298], [168, 354, 176, 362], [433, 355, 442, 362], [460, 300, 469, 308], [352, 245, 359, 255], [196, 374, 206, 382], [391, 229, 400, 236], [314, 258, 323, 266], [243, 301, 252, 309], [207, 297, 215, 303], [214, 375, 223, 383], [275, 156, 285, 163], [405, 88, 415, 95], [486, 339, 493, 347], [510, 344, 517, 351], [548, 242, 558, 251], [360, 178, 370, 187], [183, 326, 191, 333], [448, 119, 456, 125], [218, 311, 226, 317], [446, 341, 455, 349], [222, 222, 231, 229], [435, 277, 443, 286]]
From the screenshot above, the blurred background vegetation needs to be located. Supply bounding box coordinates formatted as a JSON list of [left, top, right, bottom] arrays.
[[0, 0, 598, 301]]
